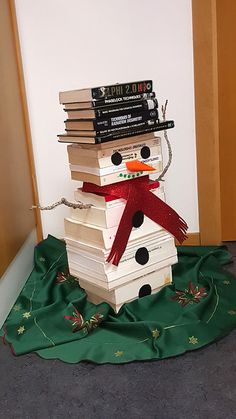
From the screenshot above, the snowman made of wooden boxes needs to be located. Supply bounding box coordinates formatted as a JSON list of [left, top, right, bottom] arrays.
[[64, 133, 188, 312]]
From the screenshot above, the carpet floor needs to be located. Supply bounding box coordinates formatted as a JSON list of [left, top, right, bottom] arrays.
[[0, 242, 236, 419]]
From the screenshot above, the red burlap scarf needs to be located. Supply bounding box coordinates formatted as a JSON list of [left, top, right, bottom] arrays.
[[82, 176, 188, 266]]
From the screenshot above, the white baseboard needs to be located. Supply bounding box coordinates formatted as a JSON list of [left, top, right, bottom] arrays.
[[0, 229, 37, 328]]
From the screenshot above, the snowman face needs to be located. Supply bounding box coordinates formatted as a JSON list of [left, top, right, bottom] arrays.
[[109, 139, 162, 181], [69, 136, 163, 186]]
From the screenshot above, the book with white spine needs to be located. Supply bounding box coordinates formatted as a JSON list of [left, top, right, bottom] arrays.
[[64, 214, 166, 250], [66, 234, 176, 283], [67, 137, 161, 166], [69, 254, 177, 291], [74, 179, 161, 209], [70, 189, 165, 228], [79, 265, 172, 309], [71, 162, 162, 186]]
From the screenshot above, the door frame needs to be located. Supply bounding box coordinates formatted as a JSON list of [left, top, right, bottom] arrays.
[[192, 0, 222, 245], [9, 0, 43, 242]]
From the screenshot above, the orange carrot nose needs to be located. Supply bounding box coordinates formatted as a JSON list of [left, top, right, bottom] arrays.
[[125, 160, 155, 172]]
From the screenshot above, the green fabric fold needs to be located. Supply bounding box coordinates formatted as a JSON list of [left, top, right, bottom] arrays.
[[1, 235, 236, 364]]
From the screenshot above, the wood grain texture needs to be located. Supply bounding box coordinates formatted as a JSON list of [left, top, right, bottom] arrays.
[[192, 0, 222, 245], [9, 0, 43, 242], [216, 0, 236, 240], [0, 0, 40, 276]]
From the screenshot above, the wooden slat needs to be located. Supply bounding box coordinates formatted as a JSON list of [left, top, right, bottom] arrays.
[[216, 0, 236, 240], [0, 0, 41, 277], [9, 0, 43, 242], [192, 0, 222, 245]]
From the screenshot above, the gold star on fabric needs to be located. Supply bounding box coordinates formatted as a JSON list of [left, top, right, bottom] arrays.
[[39, 257, 46, 262], [22, 312, 31, 319], [152, 329, 160, 339], [114, 350, 124, 357], [228, 310, 236, 316], [189, 336, 198, 345], [17, 326, 25, 335], [223, 280, 231, 285], [13, 304, 22, 312]]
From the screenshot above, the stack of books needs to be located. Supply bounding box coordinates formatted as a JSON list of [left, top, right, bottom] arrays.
[[58, 80, 177, 312], [58, 80, 174, 145]]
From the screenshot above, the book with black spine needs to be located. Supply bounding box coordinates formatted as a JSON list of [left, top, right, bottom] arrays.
[[58, 120, 174, 144], [59, 80, 153, 103], [63, 92, 156, 109], [65, 98, 158, 119], [64, 109, 159, 131]]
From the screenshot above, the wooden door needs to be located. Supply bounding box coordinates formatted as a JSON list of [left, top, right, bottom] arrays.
[[216, 0, 236, 240], [0, 0, 42, 277], [192, 0, 236, 244]]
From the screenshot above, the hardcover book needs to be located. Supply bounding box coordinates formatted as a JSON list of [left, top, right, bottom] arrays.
[[58, 120, 174, 144], [65, 118, 159, 135], [63, 92, 156, 109], [59, 80, 153, 103], [64, 109, 159, 131], [65, 98, 158, 119]]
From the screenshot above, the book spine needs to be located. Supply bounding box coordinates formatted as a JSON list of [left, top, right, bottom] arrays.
[[92, 80, 153, 99], [94, 109, 159, 130], [94, 99, 158, 118], [65, 117, 160, 135], [94, 120, 174, 144], [91, 92, 156, 108], [96, 118, 159, 135]]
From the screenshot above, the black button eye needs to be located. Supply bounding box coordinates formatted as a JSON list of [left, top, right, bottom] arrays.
[[135, 247, 149, 265], [111, 152, 122, 166], [140, 146, 150, 159], [132, 211, 144, 228]]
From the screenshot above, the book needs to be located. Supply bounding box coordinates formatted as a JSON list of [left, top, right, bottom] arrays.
[[63, 92, 156, 109], [70, 189, 165, 228], [68, 136, 161, 159], [84, 279, 169, 313], [70, 153, 162, 176], [67, 138, 161, 168], [70, 160, 162, 186], [65, 118, 159, 135], [58, 132, 157, 145], [64, 109, 159, 131], [66, 233, 177, 284], [79, 266, 172, 309], [74, 178, 161, 209], [58, 120, 174, 144], [64, 215, 164, 250], [59, 80, 153, 103], [64, 98, 158, 119]]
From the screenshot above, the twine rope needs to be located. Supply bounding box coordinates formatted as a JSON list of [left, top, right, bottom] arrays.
[[30, 197, 92, 211], [157, 100, 173, 182]]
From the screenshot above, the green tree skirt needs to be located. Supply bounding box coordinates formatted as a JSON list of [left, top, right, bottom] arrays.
[[1, 235, 236, 364]]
